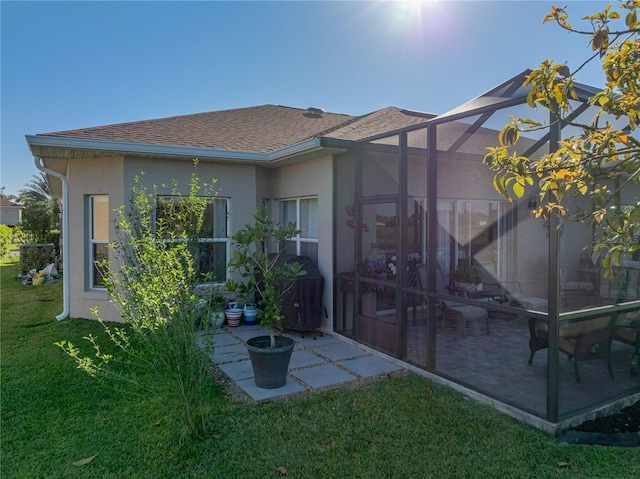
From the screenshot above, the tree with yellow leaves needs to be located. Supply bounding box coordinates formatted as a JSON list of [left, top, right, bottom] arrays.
[[484, 0, 639, 268]]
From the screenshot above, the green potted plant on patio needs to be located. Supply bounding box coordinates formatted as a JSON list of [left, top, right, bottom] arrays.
[[226, 206, 306, 388], [453, 261, 482, 291], [193, 282, 228, 327]]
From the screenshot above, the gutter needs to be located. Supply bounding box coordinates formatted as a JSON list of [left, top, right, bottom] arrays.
[[34, 157, 69, 321], [25, 135, 324, 163]]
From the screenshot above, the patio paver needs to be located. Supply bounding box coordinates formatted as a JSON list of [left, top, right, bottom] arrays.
[[235, 377, 306, 401], [289, 350, 326, 369], [289, 363, 357, 389], [209, 324, 407, 402], [211, 343, 249, 364], [340, 355, 403, 378], [218, 360, 254, 381], [314, 342, 369, 361]]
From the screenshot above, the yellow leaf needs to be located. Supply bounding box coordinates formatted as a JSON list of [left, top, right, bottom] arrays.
[[499, 125, 519, 147], [73, 455, 97, 467], [513, 182, 525, 198]]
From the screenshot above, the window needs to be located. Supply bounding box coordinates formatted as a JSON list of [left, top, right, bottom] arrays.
[[89, 195, 109, 289], [277, 197, 318, 263], [436, 199, 514, 284], [156, 197, 229, 282]]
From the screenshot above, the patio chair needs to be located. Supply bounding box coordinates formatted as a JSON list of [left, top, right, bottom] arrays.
[[613, 312, 640, 375], [527, 315, 615, 382], [436, 266, 490, 338], [558, 315, 615, 383], [407, 264, 426, 324], [614, 313, 640, 350], [499, 281, 548, 312]]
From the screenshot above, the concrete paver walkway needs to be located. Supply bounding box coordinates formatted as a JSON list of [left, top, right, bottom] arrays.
[[205, 324, 405, 401]]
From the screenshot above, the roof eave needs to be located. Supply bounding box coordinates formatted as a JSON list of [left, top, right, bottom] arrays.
[[25, 135, 347, 166], [26, 135, 270, 162]]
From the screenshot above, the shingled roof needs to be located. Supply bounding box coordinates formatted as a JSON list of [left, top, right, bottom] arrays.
[[37, 105, 435, 153], [0, 198, 21, 207]]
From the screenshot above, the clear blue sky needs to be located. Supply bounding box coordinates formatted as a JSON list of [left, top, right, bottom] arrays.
[[1, 0, 606, 197]]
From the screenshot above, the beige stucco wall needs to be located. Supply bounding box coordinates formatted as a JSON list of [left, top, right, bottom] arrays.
[[268, 155, 334, 331], [437, 156, 550, 295], [64, 156, 125, 321], [59, 154, 336, 325]]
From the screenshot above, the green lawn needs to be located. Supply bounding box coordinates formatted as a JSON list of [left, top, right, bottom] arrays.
[[1, 258, 638, 478]]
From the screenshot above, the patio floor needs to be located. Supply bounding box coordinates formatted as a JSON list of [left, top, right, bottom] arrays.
[[201, 324, 406, 402]]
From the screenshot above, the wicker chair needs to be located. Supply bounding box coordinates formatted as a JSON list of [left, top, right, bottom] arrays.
[[527, 315, 615, 382], [614, 312, 640, 375]]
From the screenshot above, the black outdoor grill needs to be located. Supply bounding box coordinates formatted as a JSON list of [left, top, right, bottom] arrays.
[[275, 254, 325, 336]]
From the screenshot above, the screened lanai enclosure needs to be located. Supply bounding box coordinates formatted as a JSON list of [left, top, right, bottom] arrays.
[[333, 71, 640, 425]]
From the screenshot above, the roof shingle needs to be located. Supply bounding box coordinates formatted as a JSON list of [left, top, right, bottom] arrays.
[[37, 104, 435, 153]]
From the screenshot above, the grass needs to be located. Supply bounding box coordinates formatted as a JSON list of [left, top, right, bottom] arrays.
[[1, 257, 638, 478]]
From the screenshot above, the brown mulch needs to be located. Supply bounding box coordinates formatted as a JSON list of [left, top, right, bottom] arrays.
[[571, 401, 640, 434]]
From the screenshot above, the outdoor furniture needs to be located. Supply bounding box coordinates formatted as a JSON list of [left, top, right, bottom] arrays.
[[436, 266, 490, 338], [561, 281, 596, 308], [614, 312, 640, 375], [527, 317, 549, 365], [558, 316, 615, 383], [527, 315, 615, 383], [441, 286, 490, 338], [600, 260, 640, 303], [499, 281, 548, 311]]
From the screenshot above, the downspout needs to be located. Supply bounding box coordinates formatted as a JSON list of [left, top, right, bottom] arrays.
[[34, 157, 69, 321]]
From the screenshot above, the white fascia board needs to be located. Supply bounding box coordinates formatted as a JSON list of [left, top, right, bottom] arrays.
[[25, 135, 269, 161], [25, 135, 325, 163], [266, 138, 322, 160]]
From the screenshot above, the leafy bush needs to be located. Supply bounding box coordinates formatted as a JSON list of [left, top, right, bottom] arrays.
[[0, 224, 12, 259], [20, 199, 58, 245], [57, 164, 220, 440], [10, 226, 28, 245]]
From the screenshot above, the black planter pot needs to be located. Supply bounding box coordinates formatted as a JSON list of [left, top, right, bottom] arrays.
[[246, 335, 295, 389]]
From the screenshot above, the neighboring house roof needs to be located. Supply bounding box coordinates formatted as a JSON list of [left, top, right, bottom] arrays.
[[0, 198, 21, 207], [29, 105, 436, 159]]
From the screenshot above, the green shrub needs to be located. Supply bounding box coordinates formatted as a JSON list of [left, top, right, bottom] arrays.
[[57, 163, 220, 440], [0, 224, 12, 259]]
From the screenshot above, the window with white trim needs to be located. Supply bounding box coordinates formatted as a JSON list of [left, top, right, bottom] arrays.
[[277, 197, 318, 263], [156, 196, 229, 282], [89, 195, 109, 289]]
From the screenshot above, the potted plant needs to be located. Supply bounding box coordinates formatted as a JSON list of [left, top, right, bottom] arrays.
[[209, 287, 229, 327], [453, 261, 482, 291], [193, 282, 228, 327], [226, 206, 306, 388]]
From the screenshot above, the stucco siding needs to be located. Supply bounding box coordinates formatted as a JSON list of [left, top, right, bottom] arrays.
[[66, 156, 125, 321], [269, 155, 334, 331]]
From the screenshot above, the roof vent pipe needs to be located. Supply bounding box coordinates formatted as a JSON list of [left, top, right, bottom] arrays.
[[305, 107, 325, 117], [34, 157, 69, 321]]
